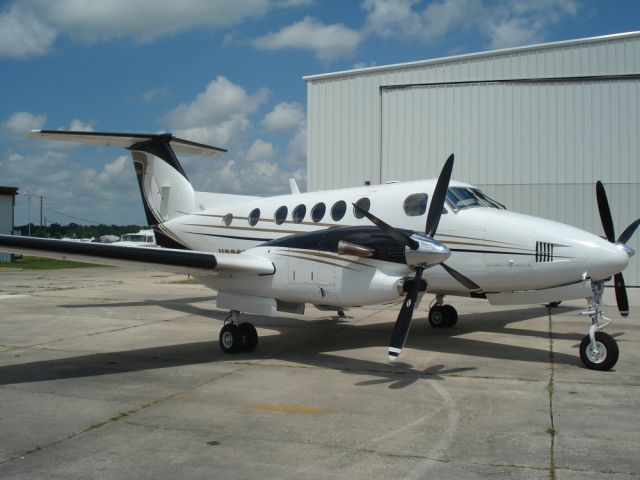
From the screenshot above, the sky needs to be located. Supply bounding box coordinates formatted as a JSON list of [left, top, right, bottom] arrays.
[[0, 0, 638, 226]]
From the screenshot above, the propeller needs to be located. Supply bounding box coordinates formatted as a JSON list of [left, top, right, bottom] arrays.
[[354, 154, 480, 360], [595, 180, 639, 317]]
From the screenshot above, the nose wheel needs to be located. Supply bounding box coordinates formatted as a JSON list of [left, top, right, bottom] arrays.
[[579, 331, 619, 371], [579, 281, 619, 371], [219, 311, 258, 353]]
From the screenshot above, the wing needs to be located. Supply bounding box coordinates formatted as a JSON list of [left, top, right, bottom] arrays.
[[0, 235, 274, 276]]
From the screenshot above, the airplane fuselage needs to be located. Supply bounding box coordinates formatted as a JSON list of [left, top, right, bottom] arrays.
[[157, 179, 628, 310]]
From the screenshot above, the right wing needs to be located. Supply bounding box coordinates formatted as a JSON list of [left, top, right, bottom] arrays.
[[0, 235, 274, 276]]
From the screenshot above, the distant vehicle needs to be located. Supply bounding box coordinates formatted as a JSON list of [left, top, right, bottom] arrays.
[[112, 229, 159, 248]]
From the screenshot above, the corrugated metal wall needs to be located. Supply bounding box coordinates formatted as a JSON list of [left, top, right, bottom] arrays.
[[305, 33, 640, 284]]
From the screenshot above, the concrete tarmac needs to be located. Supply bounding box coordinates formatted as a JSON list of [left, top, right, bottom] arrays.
[[0, 266, 638, 479]]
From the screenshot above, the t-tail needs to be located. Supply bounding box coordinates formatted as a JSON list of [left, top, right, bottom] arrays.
[[27, 130, 227, 248]]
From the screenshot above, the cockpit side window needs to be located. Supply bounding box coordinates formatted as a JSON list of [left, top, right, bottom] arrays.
[[446, 187, 506, 211]]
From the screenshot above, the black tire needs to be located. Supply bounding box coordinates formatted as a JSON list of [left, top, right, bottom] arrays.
[[239, 322, 258, 352], [219, 324, 242, 354], [579, 332, 619, 371], [429, 305, 458, 328], [429, 306, 446, 328], [442, 305, 458, 327]]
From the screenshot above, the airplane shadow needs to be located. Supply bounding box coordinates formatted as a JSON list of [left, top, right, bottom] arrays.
[[0, 297, 593, 389]]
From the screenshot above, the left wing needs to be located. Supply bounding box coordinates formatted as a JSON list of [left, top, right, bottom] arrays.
[[0, 235, 274, 276]]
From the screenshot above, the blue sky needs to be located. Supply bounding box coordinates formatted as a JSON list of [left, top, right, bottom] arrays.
[[1, 0, 638, 226]]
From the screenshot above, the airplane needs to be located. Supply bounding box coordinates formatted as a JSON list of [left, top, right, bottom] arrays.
[[0, 130, 637, 371]]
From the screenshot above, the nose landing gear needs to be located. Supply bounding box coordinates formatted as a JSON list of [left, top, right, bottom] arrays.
[[579, 282, 619, 371], [219, 310, 258, 353]]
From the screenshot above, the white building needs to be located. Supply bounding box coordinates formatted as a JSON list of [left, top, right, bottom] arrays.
[[0, 186, 18, 263], [304, 32, 640, 285]]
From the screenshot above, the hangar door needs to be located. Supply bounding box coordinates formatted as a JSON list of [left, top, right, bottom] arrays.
[[380, 78, 640, 285]]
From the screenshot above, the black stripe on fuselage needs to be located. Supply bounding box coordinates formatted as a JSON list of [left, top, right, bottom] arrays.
[[186, 231, 275, 242]]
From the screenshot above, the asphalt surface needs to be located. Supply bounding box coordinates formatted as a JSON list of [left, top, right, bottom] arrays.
[[0, 266, 638, 479]]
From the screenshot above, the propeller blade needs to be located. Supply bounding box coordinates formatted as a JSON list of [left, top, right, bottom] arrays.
[[596, 181, 616, 243], [441, 263, 482, 292], [353, 203, 419, 250], [388, 266, 423, 360], [618, 218, 640, 245], [614, 273, 629, 317], [425, 154, 454, 238]]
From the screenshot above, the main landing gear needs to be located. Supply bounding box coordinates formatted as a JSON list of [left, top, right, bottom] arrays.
[[428, 295, 458, 328], [219, 310, 258, 354], [579, 281, 619, 371]]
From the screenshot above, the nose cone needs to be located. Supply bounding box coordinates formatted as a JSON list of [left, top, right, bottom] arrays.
[[583, 236, 630, 281], [405, 234, 451, 267]]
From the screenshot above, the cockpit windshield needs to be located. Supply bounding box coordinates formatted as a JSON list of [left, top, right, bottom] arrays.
[[446, 187, 506, 211]]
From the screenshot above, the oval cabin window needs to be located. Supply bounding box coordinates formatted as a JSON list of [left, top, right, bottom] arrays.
[[274, 206, 288, 225], [292, 204, 306, 224], [403, 193, 428, 216], [331, 200, 347, 221], [353, 197, 371, 219]]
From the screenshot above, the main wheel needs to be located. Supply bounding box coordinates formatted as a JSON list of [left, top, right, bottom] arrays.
[[441, 305, 458, 327], [219, 324, 243, 353], [428, 305, 446, 327], [579, 332, 619, 371], [239, 322, 258, 352]]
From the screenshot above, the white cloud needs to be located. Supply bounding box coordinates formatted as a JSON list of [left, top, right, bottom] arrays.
[[69, 119, 94, 132], [362, 0, 579, 49], [0, 0, 313, 58], [141, 87, 167, 104], [2, 111, 47, 135], [174, 114, 253, 148], [284, 125, 307, 167], [21, 0, 273, 42], [246, 139, 275, 162], [164, 76, 268, 129], [0, 4, 56, 59], [253, 16, 362, 61], [262, 102, 305, 132]]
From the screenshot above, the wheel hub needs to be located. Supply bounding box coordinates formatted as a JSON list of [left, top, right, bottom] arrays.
[[221, 331, 234, 349], [586, 341, 607, 364]]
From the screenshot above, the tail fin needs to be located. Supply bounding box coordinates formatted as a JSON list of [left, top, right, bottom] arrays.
[[28, 130, 226, 226]]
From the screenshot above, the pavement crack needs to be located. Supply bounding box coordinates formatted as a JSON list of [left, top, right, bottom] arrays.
[[547, 309, 556, 480]]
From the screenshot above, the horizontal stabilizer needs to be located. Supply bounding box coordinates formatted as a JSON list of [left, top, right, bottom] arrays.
[[28, 130, 227, 156], [0, 235, 274, 276]]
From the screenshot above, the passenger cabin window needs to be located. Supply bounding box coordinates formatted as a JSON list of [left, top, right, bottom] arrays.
[[275, 206, 288, 225], [248, 208, 260, 226], [292, 204, 306, 224], [353, 197, 370, 219], [223, 213, 233, 226], [403, 193, 428, 216], [311, 202, 326, 223], [331, 200, 347, 221], [446, 187, 506, 211]]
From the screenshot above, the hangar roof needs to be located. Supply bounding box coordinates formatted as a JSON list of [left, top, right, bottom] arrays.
[[303, 31, 640, 82]]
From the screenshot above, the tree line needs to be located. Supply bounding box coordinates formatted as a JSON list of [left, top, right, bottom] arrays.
[[15, 223, 145, 239]]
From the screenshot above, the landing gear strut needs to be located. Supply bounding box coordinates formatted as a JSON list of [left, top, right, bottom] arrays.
[[579, 281, 619, 371], [219, 310, 258, 353], [428, 295, 458, 328]]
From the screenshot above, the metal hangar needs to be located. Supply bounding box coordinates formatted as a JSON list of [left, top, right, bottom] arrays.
[[304, 32, 640, 285]]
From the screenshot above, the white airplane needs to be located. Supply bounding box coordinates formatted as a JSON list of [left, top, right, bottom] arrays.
[[0, 130, 637, 371]]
